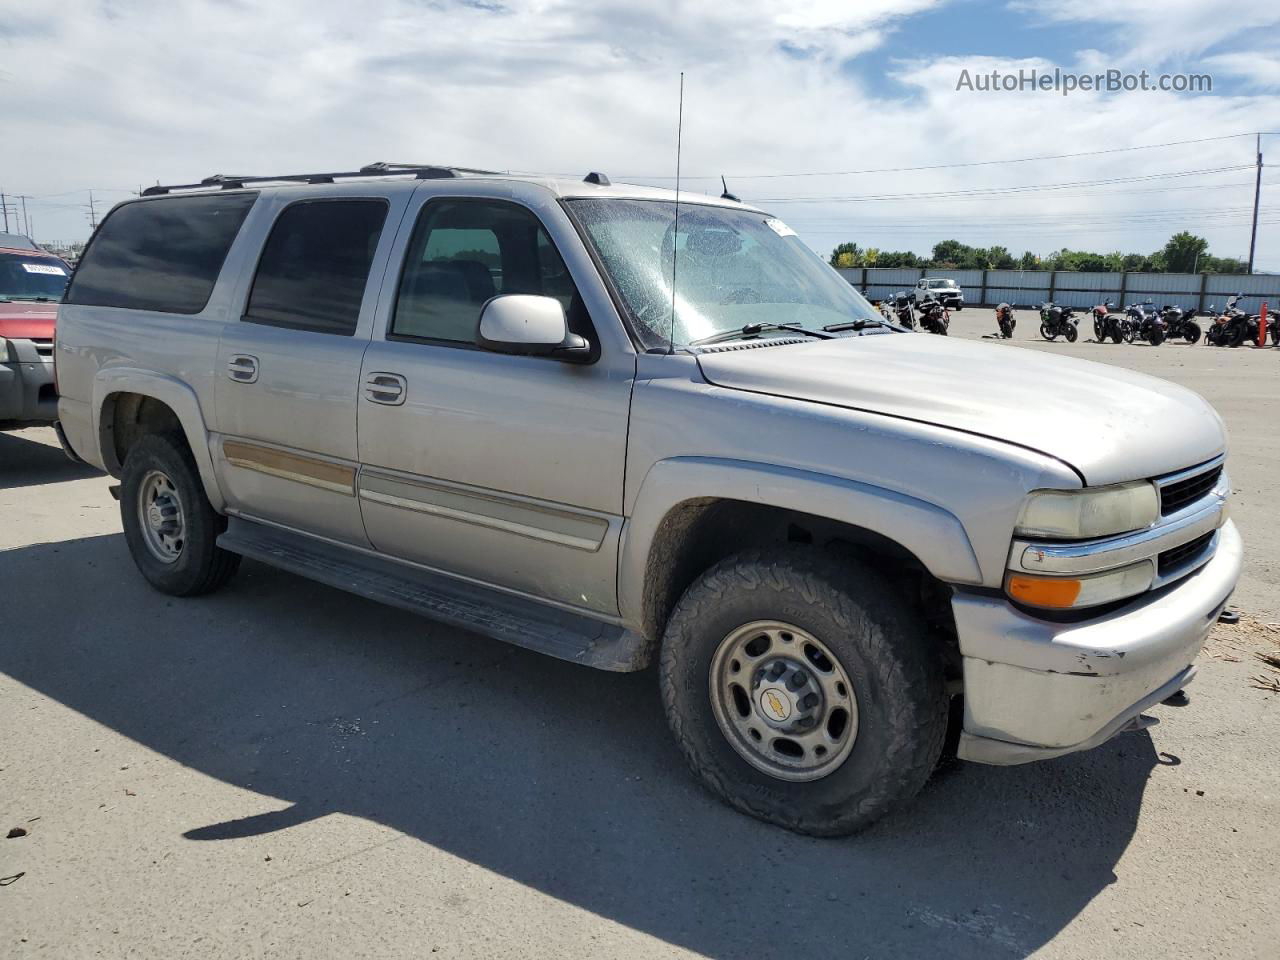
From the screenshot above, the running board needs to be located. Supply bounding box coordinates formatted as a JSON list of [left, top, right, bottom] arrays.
[[217, 517, 648, 672]]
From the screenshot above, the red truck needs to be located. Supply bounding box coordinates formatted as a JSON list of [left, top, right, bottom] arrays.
[[1, 242, 69, 424]]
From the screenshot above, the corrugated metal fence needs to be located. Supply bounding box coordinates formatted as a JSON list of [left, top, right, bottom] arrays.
[[838, 267, 1280, 312]]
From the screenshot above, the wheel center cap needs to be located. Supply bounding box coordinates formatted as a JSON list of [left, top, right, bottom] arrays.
[[758, 686, 792, 723], [147, 504, 164, 529]]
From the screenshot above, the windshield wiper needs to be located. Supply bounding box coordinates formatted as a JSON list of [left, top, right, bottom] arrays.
[[822, 317, 899, 333], [689, 321, 833, 346]]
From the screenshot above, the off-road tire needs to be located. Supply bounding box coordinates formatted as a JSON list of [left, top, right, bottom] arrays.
[[120, 433, 240, 596], [658, 547, 948, 836]]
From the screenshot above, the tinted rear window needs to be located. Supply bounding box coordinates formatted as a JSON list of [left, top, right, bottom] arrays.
[[244, 199, 388, 336], [66, 193, 257, 314]]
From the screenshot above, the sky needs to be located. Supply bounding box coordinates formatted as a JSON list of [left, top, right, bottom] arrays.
[[3, 0, 1280, 268]]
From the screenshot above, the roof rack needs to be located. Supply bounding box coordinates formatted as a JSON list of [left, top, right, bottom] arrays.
[[141, 162, 501, 196]]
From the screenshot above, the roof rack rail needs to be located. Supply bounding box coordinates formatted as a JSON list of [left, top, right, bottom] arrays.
[[141, 162, 502, 196]]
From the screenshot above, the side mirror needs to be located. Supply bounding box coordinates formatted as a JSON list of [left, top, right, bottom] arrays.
[[475, 294, 592, 362]]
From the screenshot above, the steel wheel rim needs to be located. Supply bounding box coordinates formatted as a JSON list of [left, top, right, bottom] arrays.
[[137, 469, 186, 564], [708, 620, 859, 782]]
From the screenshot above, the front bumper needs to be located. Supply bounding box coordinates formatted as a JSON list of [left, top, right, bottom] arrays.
[[954, 519, 1242, 765], [0, 340, 56, 422]]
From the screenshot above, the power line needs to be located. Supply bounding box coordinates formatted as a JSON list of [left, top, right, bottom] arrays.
[[621, 132, 1265, 181], [751, 164, 1255, 204]]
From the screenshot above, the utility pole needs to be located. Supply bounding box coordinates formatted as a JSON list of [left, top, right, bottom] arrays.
[[1248, 133, 1263, 274], [17, 195, 31, 237], [85, 191, 99, 232], [0, 190, 9, 232]]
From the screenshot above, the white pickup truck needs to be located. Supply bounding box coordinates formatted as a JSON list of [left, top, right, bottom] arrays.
[[915, 277, 964, 310]]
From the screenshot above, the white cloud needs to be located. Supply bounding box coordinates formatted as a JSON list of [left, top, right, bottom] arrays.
[[1202, 52, 1280, 90], [1013, 0, 1280, 64], [2, 0, 1278, 268]]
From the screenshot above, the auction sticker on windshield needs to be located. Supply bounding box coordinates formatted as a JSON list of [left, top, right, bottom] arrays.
[[21, 263, 68, 275], [764, 218, 797, 238]]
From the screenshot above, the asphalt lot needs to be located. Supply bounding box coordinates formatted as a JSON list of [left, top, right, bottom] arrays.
[[2, 311, 1277, 959]]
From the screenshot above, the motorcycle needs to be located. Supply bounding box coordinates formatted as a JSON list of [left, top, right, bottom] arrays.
[[1204, 295, 1254, 347], [887, 291, 916, 329], [916, 295, 950, 335], [1090, 300, 1126, 344], [1123, 299, 1165, 345], [994, 302, 1016, 339], [1160, 304, 1200, 344], [1038, 301, 1079, 342]]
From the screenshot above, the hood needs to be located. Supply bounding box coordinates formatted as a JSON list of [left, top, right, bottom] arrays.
[[695, 333, 1225, 486], [0, 300, 58, 341]]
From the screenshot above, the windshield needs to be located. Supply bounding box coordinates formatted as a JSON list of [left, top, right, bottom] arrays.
[[567, 199, 880, 349], [928, 280, 956, 289], [0, 253, 71, 301]]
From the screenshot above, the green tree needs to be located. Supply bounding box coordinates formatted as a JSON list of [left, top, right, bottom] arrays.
[[829, 242, 860, 268], [877, 250, 921, 268], [930, 239, 969, 266], [1161, 232, 1209, 273]]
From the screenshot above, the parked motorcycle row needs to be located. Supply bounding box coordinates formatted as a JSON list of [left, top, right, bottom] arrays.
[[995, 295, 1280, 348], [879, 291, 951, 335]]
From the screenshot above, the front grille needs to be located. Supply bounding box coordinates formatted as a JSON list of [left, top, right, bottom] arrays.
[[1160, 464, 1222, 516], [1158, 531, 1214, 575], [31, 338, 54, 357]]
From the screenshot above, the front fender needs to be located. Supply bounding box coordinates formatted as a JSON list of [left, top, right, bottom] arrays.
[[92, 368, 225, 511], [617, 456, 983, 627]]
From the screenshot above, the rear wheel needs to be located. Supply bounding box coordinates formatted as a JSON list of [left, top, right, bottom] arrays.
[[659, 548, 948, 836], [120, 433, 240, 596]]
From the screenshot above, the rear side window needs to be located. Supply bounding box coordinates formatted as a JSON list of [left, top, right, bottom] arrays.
[[66, 193, 257, 313], [244, 199, 388, 336]]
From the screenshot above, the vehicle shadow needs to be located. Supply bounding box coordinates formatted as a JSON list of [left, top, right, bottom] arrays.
[[0, 427, 102, 490], [0, 533, 1166, 959]]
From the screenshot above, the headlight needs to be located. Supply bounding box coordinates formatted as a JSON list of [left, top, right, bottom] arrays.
[[1006, 560, 1155, 610], [1015, 481, 1158, 540]]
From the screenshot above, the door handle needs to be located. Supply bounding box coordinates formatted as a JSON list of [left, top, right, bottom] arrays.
[[227, 354, 259, 383], [364, 372, 407, 406]]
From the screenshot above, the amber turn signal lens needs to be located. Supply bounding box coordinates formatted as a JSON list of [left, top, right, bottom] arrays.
[[1006, 574, 1082, 609]]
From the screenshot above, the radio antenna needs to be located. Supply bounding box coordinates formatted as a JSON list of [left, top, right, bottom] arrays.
[[668, 71, 684, 355]]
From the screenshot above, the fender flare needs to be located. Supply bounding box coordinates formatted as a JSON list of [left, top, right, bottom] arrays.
[[618, 457, 983, 627], [92, 368, 225, 511]]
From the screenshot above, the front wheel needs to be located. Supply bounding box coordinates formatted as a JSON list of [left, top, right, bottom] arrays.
[[659, 548, 948, 836], [1184, 322, 1201, 344], [1149, 328, 1165, 346], [1040, 323, 1057, 341], [120, 433, 240, 596], [1065, 324, 1078, 343]]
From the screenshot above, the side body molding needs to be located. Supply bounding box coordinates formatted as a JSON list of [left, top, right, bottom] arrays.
[[617, 456, 984, 627], [92, 368, 226, 511]]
